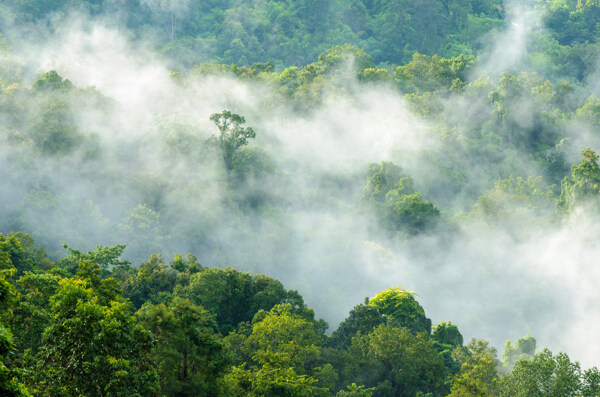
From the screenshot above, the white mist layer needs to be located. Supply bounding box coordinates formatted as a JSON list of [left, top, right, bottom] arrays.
[[474, 0, 542, 78], [3, 12, 600, 369]]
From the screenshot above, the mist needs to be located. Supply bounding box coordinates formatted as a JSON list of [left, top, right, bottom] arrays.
[[1, 4, 600, 370]]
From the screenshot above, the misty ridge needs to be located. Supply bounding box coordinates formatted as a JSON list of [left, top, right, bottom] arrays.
[[2, 0, 600, 395]]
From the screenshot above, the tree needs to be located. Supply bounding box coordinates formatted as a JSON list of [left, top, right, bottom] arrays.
[[394, 53, 474, 94], [223, 304, 330, 396], [432, 321, 464, 376], [123, 254, 177, 308], [0, 233, 37, 275], [60, 243, 131, 273], [363, 162, 440, 235], [385, 191, 440, 235], [559, 148, 600, 213], [209, 110, 256, 169], [141, 0, 190, 41], [500, 349, 589, 397], [449, 339, 501, 397], [28, 98, 80, 155], [136, 297, 229, 396], [364, 162, 406, 204], [344, 324, 447, 397], [336, 383, 375, 396], [432, 321, 463, 347], [469, 176, 556, 227], [327, 302, 385, 350], [35, 278, 159, 396], [367, 287, 432, 334], [31, 71, 72, 91], [176, 267, 309, 335], [12, 271, 62, 354], [119, 204, 164, 258], [0, 235, 31, 396], [502, 335, 536, 369]]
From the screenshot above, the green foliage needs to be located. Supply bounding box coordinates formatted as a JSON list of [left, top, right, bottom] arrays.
[[209, 110, 256, 169], [60, 243, 130, 272], [0, 325, 31, 396], [559, 148, 600, 213], [5, 0, 507, 66], [364, 162, 440, 235], [345, 324, 447, 397], [136, 297, 229, 396], [28, 98, 80, 155], [0, 233, 37, 275], [368, 287, 432, 334], [502, 335, 536, 369], [12, 271, 62, 353], [246, 304, 322, 370], [395, 53, 474, 94], [385, 191, 441, 235], [575, 95, 600, 127], [123, 254, 178, 308], [336, 383, 374, 396], [432, 321, 463, 347], [449, 339, 500, 397], [364, 162, 406, 204], [0, 234, 31, 396], [35, 278, 159, 396], [470, 176, 556, 226], [31, 71, 72, 92], [177, 267, 312, 335], [327, 303, 385, 350], [543, 1, 600, 46], [499, 348, 597, 397], [225, 363, 330, 397], [224, 304, 329, 396], [3, 2, 600, 395]]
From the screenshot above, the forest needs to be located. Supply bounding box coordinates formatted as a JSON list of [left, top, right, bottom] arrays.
[[1, 0, 600, 395]]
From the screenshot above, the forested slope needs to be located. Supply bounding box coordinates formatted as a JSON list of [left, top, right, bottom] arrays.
[[1, 0, 600, 395]]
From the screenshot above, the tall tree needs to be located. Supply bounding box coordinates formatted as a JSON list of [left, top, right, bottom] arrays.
[[209, 110, 256, 170]]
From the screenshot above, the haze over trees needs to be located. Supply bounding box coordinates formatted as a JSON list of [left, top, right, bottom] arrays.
[[1, 0, 600, 395]]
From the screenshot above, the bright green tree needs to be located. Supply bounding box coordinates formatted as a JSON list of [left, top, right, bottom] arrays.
[[368, 287, 432, 334], [449, 339, 501, 397], [224, 304, 329, 396], [0, 236, 31, 396], [35, 277, 159, 396]]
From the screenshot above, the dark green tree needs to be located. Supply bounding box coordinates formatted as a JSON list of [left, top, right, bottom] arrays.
[[327, 302, 385, 350], [136, 297, 229, 396], [344, 324, 446, 396]]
